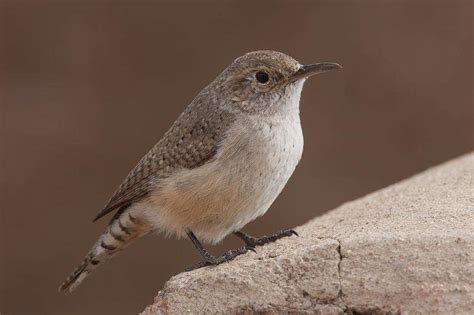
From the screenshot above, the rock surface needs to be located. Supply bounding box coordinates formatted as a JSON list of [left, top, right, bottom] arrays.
[[141, 153, 474, 315]]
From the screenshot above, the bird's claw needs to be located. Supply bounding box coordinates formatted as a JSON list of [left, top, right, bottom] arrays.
[[246, 245, 257, 253]]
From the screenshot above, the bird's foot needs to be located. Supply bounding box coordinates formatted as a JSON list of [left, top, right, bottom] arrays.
[[186, 246, 254, 271], [235, 229, 298, 248]]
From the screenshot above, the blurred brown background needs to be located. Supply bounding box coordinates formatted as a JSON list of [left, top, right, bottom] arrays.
[[1, 0, 472, 314]]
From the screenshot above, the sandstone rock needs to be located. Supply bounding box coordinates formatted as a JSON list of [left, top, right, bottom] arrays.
[[141, 153, 474, 314]]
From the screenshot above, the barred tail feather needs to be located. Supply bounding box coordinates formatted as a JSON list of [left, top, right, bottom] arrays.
[[59, 252, 96, 293], [59, 210, 149, 293]]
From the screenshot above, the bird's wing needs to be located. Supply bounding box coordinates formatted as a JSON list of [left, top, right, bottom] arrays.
[[93, 103, 236, 222]]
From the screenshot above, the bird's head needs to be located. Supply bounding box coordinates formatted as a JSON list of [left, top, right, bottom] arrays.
[[218, 50, 341, 115]]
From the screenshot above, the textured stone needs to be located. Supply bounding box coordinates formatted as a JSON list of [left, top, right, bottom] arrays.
[[141, 153, 474, 315]]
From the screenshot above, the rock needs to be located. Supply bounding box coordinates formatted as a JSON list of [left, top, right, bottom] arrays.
[[141, 153, 474, 315]]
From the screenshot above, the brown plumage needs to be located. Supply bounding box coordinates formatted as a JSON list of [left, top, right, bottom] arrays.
[[93, 91, 237, 222]]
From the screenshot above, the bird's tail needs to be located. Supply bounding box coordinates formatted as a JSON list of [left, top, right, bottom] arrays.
[[59, 210, 150, 293]]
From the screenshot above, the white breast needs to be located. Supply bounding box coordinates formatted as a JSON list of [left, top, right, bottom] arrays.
[[215, 113, 304, 234]]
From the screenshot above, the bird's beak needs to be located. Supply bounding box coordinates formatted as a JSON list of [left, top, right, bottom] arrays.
[[290, 62, 342, 82]]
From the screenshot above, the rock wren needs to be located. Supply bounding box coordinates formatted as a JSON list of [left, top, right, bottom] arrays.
[[59, 50, 341, 293]]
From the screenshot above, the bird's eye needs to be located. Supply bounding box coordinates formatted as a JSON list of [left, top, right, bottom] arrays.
[[255, 71, 270, 84]]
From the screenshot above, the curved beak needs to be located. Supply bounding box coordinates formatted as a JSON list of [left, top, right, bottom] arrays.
[[291, 62, 342, 82]]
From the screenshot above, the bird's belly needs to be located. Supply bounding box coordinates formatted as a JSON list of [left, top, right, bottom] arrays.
[[145, 117, 303, 244], [220, 119, 304, 231]]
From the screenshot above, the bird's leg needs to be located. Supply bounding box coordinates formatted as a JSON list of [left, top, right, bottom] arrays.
[[234, 229, 298, 248], [186, 230, 249, 271]]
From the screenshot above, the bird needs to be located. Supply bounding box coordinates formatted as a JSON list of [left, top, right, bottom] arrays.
[[59, 50, 341, 293]]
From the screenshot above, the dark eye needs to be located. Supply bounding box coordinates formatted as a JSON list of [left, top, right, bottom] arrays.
[[255, 71, 270, 84]]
